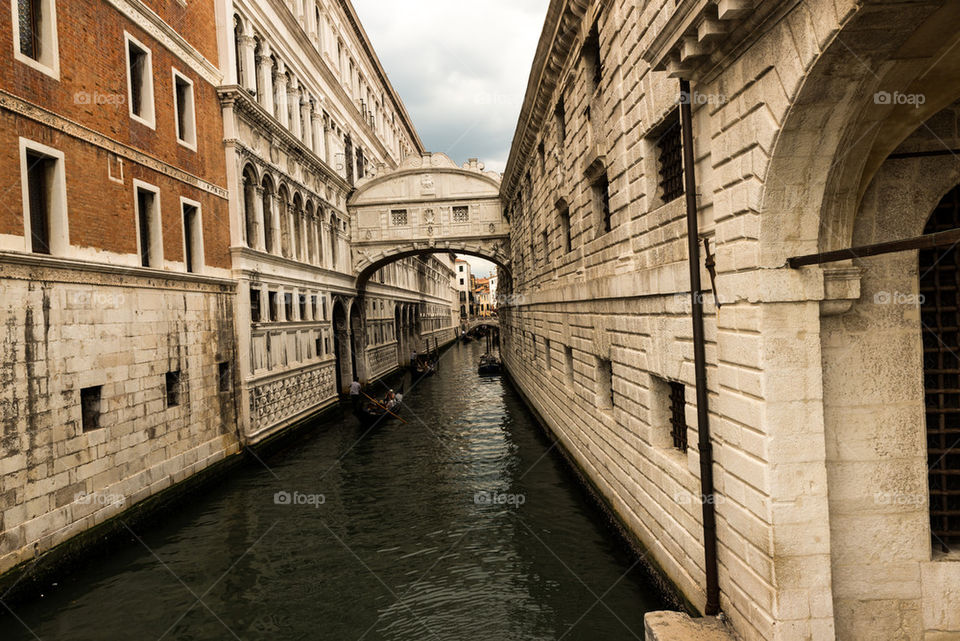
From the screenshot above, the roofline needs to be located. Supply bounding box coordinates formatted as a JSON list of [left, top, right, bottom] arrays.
[[338, 0, 425, 154]]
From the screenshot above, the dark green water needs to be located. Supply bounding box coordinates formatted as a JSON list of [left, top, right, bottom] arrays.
[[1, 341, 667, 640]]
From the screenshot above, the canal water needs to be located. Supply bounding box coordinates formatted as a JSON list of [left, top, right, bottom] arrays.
[[1, 341, 668, 640]]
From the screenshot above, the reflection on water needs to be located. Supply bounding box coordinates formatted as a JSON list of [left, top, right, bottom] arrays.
[[1, 342, 668, 640]]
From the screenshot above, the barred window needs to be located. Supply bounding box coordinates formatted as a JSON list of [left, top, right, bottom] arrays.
[[656, 109, 684, 204], [669, 381, 687, 452], [391, 209, 408, 226], [18, 0, 40, 59], [453, 206, 469, 223]]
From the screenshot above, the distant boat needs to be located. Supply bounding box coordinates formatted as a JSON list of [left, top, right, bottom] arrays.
[[354, 401, 402, 427], [478, 354, 501, 375]]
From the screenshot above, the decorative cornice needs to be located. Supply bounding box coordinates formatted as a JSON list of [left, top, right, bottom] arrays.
[[0, 90, 229, 199], [106, 0, 221, 86]]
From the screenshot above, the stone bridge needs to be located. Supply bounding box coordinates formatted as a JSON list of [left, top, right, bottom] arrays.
[[348, 153, 510, 288], [462, 317, 499, 333]]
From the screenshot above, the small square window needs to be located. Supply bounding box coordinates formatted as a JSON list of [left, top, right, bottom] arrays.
[[391, 209, 408, 226], [165, 371, 181, 407], [81, 386, 102, 432], [453, 206, 469, 223]]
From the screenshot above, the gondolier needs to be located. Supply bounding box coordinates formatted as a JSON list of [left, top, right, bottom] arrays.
[[349, 378, 362, 409]]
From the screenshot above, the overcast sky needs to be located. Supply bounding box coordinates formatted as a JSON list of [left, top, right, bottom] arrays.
[[352, 0, 549, 278]]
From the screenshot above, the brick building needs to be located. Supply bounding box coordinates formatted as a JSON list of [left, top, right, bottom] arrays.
[[0, 0, 238, 577], [499, 0, 960, 639]]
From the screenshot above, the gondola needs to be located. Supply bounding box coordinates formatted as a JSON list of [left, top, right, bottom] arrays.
[[354, 401, 402, 427], [478, 354, 501, 375]]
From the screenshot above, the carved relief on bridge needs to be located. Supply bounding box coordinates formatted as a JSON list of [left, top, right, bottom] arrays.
[[348, 153, 510, 276]]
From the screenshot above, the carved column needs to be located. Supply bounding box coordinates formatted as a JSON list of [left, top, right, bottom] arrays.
[[301, 101, 313, 149], [253, 187, 267, 251], [238, 34, 257, 93], [312, 110, 325, 160], [258, 44, 275, 114], [289, 84, 302, 139], [275, 62, 289, 127]]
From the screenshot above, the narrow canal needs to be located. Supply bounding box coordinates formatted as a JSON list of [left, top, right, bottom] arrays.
[[1, 341, 668, 640]]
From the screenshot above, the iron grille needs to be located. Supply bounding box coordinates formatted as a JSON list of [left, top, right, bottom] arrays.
[[18, 0, 39, 60], [657, 111, 684, 204], [669, 381, 688, 452], [453, 206, 469, 223], [920, 184, 960, 552], [391, 209, 408, 226]]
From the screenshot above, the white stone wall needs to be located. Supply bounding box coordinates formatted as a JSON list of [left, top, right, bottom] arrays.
[[0, 258, 240, 576]]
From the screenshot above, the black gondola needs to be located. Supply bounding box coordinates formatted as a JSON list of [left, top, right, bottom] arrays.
[[478, 354, 501, 375], [354, 401, 402, 427]]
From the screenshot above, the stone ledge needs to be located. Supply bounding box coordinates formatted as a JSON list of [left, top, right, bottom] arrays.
[[645, 611, 737, 641]]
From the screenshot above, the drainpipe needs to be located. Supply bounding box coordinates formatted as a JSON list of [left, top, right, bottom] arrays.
[[679, 78, 720, 616]]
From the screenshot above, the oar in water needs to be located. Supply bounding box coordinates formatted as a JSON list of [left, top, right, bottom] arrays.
[[362, 392, 406, 423]]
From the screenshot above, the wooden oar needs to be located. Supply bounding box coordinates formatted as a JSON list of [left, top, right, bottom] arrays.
[[362, 392, 406, 423]]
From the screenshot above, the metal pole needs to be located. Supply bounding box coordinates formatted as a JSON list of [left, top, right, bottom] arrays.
[[680, 78, 720, 616]]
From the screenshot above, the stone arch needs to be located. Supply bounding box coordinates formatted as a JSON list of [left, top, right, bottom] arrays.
[[232, 14, 245, 87], [758, 2, 960, 267], [277, 183, 291, 258], [305, 200, 316, 264], [241, 163, 259, 248], [292, 191, 304, 261], [356, 245, 509, 293]]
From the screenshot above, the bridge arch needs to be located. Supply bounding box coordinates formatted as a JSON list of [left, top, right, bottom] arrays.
[[348, 152, 510, 290]]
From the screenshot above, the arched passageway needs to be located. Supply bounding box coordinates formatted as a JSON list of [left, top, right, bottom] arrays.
[[331, 299, 350, 394]]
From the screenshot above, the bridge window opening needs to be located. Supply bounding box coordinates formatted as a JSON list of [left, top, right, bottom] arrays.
[[453, 206, 469, 223], [284, 293, 294, 321], [391, 209, 408, 226], [268, 291, 279, 322], [80, 386, 102, 432], [654, 108, 684, 204], [165, 371, 181, 408], [249, 288, 261, 323], [591, 171, 611, 236], [217, 362, 230, 393], [920, 184, 960, 553], [596, 357, 614, 411]]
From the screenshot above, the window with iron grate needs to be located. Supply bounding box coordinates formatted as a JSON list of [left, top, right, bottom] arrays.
[[920, 184, 960, 553], [654, 109, 684, 204], [669, 381, 688, 452], [391, 209, 408, 226], [453, 206, 469, 223]]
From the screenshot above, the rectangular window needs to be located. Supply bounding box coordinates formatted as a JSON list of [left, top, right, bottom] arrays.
[[591, 171, 611, 236], [172, 69, 197, 149], [391, 209, 408, 226], [25, 150, 53, 254], [538, 141, 545, 174], [554, 97, 566, 141], [315, 337, 322, 357], [564, 345, 574, 384], [20, 139, 67, 256], [596, 357, 614, 411], [181, 199, 202, 273], [217, 362, 230, 393], [321, 295, 327, 320], [655, 109, 684, 204], [125, 33, 155, 127], [312, 295, 319, 320], [583, 19, 602, 94], [541, 229, 549, 262], [134, 182, 161, 268], [669, 381, 688, 452], [544, 338, 552, 371], [165, 371, 181, 408], [80, 386, 102, 432], [268, 291, 279, 322], [250, 288, 261, 323], [299, 294, 307, 321], [558, 202, 571, 253], [284, 293, 293, 321], [13, 0, 59, 79], [453, 206, 469, 223]]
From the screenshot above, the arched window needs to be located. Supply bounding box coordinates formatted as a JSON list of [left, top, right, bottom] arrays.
[[305, 201, 316, 264], [329, 214, 338, 268], [261, 176, 274, 253], [241, 165, 257, 248], [920, 184, 960, 552], [278, 185, 290, 258], [253, 37, 263, 98], [292, 193, 303, 261]]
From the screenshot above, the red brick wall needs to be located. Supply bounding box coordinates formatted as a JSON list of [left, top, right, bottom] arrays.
[[0, 0, 230, 269]]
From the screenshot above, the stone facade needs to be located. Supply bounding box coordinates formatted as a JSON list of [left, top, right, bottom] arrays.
[[221, 0, 457, 443], [499, 1, 960, 640]]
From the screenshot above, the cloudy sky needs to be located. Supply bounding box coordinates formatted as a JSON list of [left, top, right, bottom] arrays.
[[352, 1, 550, 277]]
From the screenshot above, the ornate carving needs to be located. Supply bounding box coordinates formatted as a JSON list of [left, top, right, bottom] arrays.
[[249, 364, 336, 431]]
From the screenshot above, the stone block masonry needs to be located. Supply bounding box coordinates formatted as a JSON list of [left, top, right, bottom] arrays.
[[0, 259, 240, 577]]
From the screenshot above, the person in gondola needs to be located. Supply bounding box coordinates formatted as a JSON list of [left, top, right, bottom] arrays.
[[349, 378, 362, 410], [384, 390, 397, 410]]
